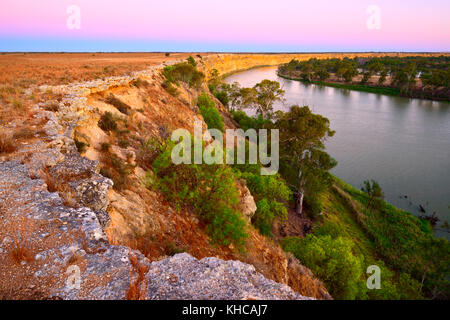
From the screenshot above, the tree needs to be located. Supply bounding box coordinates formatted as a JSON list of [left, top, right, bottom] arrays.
[[250, 80, 285, 120], [378, 69, 388, 85], [187, 56, 197, 67], [361, 71, 371, 84], [276, 106, 336, 216], [163, 62, 205, 107], [361, 179, 384, 210], [315, 68, 330, 81]]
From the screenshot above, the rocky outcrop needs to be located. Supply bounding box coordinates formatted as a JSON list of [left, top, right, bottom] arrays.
[[145, 253, 311, 300], [0, 161, 311, 300], [236, 179, 257, 222]]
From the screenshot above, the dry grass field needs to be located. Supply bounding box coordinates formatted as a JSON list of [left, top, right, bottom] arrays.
[[0, 52, 195, 123]]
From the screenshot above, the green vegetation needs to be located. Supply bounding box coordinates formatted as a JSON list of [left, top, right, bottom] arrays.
[[150, 139, 248, 248], [282, 234, 365, 299], [161, 80, 179, 96], [214, 77, 448, 299], [276, 105, 337, 218], [279, 56, 450, 101], [163, 59, 204, 90], [74, 139, 89, 154], [197, 92, 224, 132], [230, 110, 271, 131], [233, 162, 291, 236], [361, 179, 384, 211], [98, 112, 118, 132]]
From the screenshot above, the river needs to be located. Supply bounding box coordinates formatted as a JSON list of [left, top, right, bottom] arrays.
[[225, 66, 450, 238]]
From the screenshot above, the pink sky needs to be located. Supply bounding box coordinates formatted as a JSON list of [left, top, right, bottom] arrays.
[[0, 0, 449, 51]]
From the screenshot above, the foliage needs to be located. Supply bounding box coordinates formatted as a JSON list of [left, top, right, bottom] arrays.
[[275, 105, 336, 217], [151, 140, 248, 247], [98, 112, 118, 132], [327, 176, 449, 299], [163, 61, 205, 90], [238, 80, 285, 119], [238, 168, 291, 236], [161, 80, 179, 96], [361, 179, 384, 211], [197, 92, 224, 132], [186, 56, 197, 67], [279, 56, 450, 100], [282, 234, 365, 299], [230, 110, 272, 131]]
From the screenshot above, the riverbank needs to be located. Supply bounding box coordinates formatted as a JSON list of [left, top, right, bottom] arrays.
[[278, 72, 402, 96], [277, 72, 449, 102]]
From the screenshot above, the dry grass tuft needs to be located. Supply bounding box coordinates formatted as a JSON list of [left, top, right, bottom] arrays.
[[0, 131, 16, 154], [6, 216, 35, 265], [126, 253, 149, 300], [40, 166, 79, 207]]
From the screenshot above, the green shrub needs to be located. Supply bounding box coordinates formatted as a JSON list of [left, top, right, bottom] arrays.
[[163, 62, 204, 89], [151, 140, 248, 247], [98, 112, 117, 132], [240, 171, 291, 236], [74, 139, 88, 154], [118, 139, 130, 148], [215, 91, 229, 106], [162, 80, 179, 96], [187, 56, 197, 67], [136, 137, 163, 170], [100, 154, 134, 191], [197, 93, 224, 132], [230, 110, 272, 131], [282, 235, 365, 300]]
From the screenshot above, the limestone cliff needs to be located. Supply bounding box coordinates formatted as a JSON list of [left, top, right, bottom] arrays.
[[0, 54, 342, 299]]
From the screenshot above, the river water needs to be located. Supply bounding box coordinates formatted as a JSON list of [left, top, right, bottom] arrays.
[[225, 66, 450, 238]]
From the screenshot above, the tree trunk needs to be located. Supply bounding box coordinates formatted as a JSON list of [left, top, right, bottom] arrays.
[[296, 190, 304, 217], [296, 167, 305, 217]]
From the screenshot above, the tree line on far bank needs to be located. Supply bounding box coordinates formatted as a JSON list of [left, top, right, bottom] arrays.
[[277, 56, 450, 101]]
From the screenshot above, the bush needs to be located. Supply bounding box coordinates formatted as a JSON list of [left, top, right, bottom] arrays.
[[100, 153, 134, 191], [151, 140, 248, 247], [197, 93, 224, 132], [162, 80, 179, 96], [240, 170, 291, 236], [98, 112, 117, 132], [163, 62, 204, 89], [282, 235, 365, 300], [136, 137, 162, 170], [231, 110, 272, 131], [187, 56, 197, 67], [74, 139, 89, 154]]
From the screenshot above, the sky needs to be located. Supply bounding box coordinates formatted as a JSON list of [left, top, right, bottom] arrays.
[[0, 0, 449, 52]]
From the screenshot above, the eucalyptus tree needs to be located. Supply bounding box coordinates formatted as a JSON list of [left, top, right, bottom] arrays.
[[276, 106, 336, 217]]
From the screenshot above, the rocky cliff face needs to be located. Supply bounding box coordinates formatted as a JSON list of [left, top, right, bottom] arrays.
[[0, 55, 334, 300]]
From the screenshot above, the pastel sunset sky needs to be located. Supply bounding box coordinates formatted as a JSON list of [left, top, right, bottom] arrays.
[[0, 0, 449, 52]]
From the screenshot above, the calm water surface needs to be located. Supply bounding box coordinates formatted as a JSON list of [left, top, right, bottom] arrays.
[[225, 66, 450, 238]]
